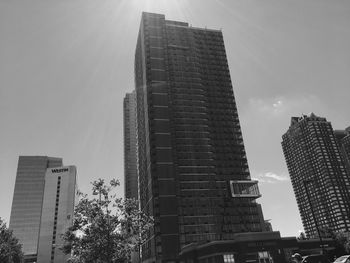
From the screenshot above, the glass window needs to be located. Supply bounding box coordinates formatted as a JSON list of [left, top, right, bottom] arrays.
[[258, 251, 273, 263], [223, 254, 235, 263]]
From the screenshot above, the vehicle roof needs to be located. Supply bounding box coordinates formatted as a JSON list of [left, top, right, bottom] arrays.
[[303, 255, 326, 258], [335, 255, 350, 259], [302, 254, 329, 263]]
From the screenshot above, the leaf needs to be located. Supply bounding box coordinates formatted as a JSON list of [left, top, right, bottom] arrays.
[[61, 178, 153, 262]]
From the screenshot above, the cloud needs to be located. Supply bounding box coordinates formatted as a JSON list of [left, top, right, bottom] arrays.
[[247, 97, 286, 117], [272, 100, 283, 108], [252, 171, 290, 184], [264, 172, 289, 181], [244, 94, 323, 119]]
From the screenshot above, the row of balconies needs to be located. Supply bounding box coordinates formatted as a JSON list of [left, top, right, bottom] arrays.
[[173, 127, 210, 134], [179, 182, 226, 190], [172, 115, 209, 121], [170, 108, 236, 116], [192, 37, 224, 45], [172, 96, 215, 103], [195, 65, 229, 72], [172, 92, 206, 99], [175, 132, 211, 139], [210, 134, 244, 141], [171, 106, 208, 114], [176, 151, 213, 159], [177, 167, 216, 174], [198, 73, 231, 81], [173, 120, 209, 126], [179, 189, 226, 198], [179, 233, 221, 245], [170, 82, 204, 88], [168, 70, 201, 78], [174, 137, 240, 145], [177, 161, 215, 167], [171, 86, 231, 95], [196, 56, 228, 64], [168, 76, 202, 82], [195, 51, 227, 59]]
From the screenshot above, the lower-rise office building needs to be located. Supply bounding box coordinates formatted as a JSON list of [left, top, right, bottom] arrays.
[[37, 166, 77, 263], [9, 156, 77, 263], [9, 156, 63, 262]]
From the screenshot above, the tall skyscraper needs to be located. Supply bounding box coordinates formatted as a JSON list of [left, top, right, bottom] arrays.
[[124, 91, 139, 200], [282, 114, 350, 238], [9, 156, 77, 263], [132, 12, 264, 262]]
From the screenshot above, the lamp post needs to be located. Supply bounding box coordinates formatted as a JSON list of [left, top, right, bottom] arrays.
[[303, 179, 326, 255]]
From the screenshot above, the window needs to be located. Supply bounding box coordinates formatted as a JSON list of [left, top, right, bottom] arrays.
[[223, 254, 235, 263], [258, 251, 273, 263]]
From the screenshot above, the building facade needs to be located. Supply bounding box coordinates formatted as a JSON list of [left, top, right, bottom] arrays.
[[9, 156, 76, 263], [335, 127, 350, 174], [37, 166, 77, 263], [282, 114, 350, 238], [133, 12, 265, 262], [124, 91, 139, 200], [180, 233, 337, 263], [9, 156, 63, 262]]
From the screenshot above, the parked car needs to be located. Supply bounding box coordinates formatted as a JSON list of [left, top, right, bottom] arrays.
[[333, 255, 350, 263], [302, 254, 330, 263]]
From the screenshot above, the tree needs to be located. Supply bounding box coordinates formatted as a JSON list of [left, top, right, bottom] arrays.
[[297, 231, 307, 240], [319, 227, 350, 256], [0, 217, 24, 263], [62, 179, 153, 263], [333, 231, 350, 255]]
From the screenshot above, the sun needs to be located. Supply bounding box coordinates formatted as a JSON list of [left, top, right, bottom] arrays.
[[128, 0, 188, 18]]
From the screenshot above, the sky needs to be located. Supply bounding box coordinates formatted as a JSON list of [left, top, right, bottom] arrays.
[[0, 0, 349, 237]]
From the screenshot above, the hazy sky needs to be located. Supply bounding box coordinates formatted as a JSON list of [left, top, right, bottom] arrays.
[[1, 0, 349, 237]]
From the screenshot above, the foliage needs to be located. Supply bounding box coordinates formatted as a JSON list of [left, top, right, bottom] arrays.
[[62, 179, 153, 263], [333, 231, 350, 254], [319, 227, 350, 255], [0, 217, 24, 263], [297, 231, 307, 240]]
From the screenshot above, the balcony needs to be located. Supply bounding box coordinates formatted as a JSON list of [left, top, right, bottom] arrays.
[[229, 180, 261, 199]]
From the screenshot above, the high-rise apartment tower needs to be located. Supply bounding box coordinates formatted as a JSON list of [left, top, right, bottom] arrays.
[[282, 114, 350, 238], [133, 12, 264, 262]]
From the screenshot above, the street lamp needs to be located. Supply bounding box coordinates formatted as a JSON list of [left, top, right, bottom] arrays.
[[303, 179, 326, 254]]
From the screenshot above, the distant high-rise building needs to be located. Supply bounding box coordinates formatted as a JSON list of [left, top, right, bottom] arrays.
[[9, 156, 76, 263], [124, 91, 139, 200], [282, 114, 350, 238], [335, 127, 350, 174], [133, 12, 264, 262]]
